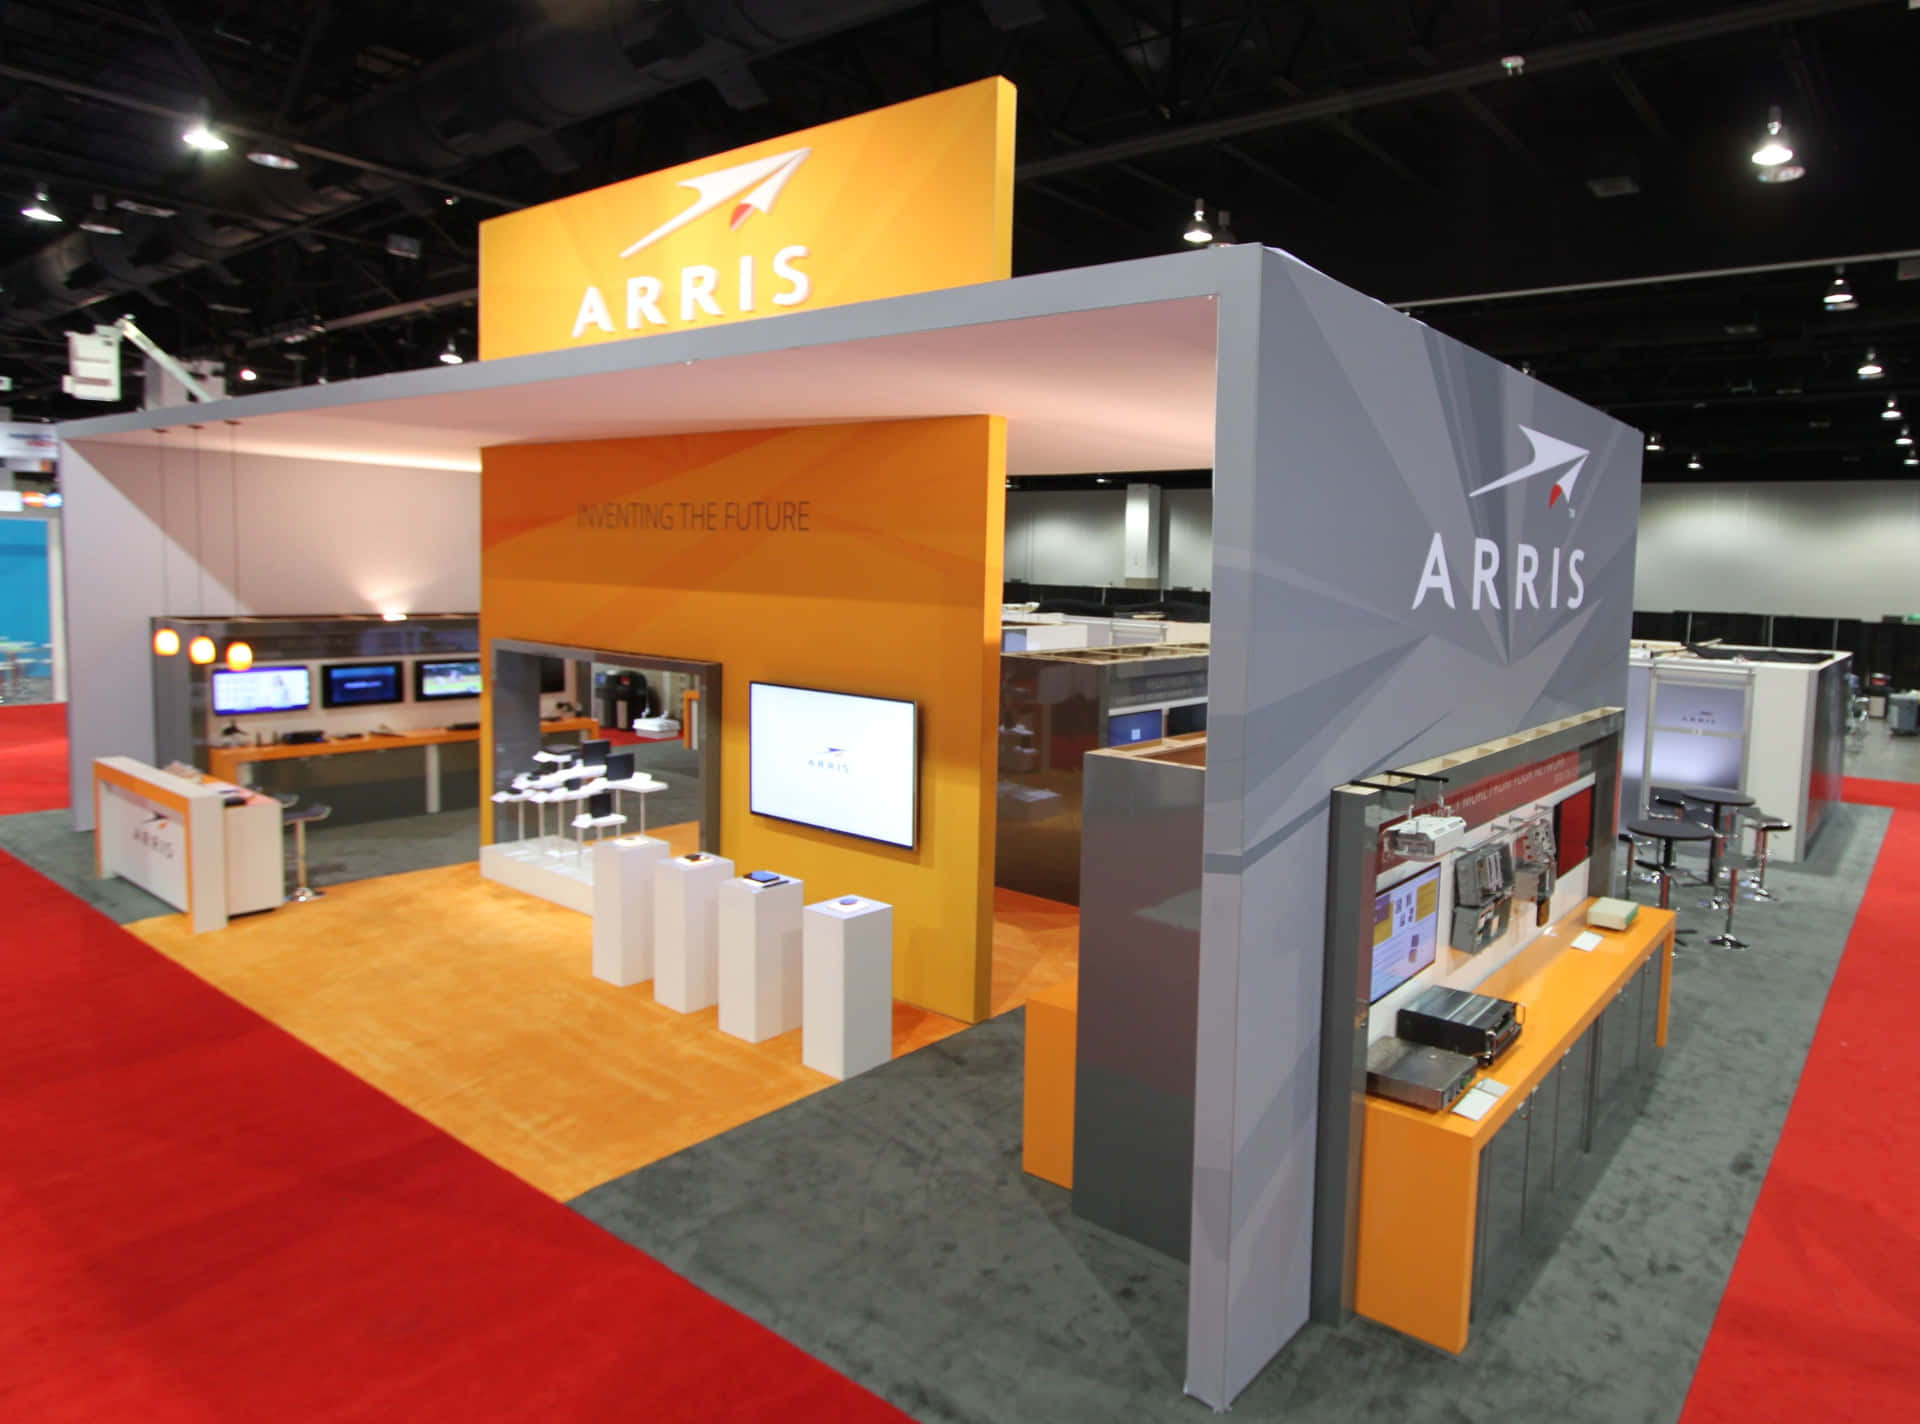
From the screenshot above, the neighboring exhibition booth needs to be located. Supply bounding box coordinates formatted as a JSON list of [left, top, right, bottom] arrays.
[[54, 77, 1643, 1410]]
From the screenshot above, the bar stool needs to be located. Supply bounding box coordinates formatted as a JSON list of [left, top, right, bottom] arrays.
[[1741, 810, 1792, 902], [282, 802, 332, 903], [1708, 855, 1748, 951]]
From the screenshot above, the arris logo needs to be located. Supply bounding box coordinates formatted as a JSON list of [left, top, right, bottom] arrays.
[[1412, 425, 1592, 614], [806, 747, 852, 774], [572, 147, 815, 340]]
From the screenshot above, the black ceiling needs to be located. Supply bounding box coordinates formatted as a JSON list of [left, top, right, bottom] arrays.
[[1, 0, 1915, 482]]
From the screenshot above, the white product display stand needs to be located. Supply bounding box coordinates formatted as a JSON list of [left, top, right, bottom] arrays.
[[591, 834, 671, 986], [717, 873, 805, 1043], [802, 895, 894, 1080], [652, 852, 735, 1012]]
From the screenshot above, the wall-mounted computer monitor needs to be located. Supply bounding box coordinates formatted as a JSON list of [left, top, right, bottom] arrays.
[[539, 656, 568, 694], [211, 665, 311, 716], [1368, 862, 1442, 1004], [1108, 708, 1164, 746], [748, 681, 918, 849], [415, 658, 482, 701], [321, 661, 403, 709], [1166, 701, 1208, 735]]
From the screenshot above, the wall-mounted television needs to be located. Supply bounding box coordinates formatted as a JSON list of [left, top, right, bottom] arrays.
[[1368, 862, 1443, 1004], [748, 681, 918, 849], [1108, 708, 1163, 746], [539, 656, 568, 694], [415, 658, 482, 701], [1166, 701, 1208, 735], [321, 661, 403, 709], [211, 665, 312, 716]]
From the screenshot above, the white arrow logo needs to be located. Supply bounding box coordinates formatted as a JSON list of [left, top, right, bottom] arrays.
[[1467, 425, 1590, 512], [618, 147, 812, 259]]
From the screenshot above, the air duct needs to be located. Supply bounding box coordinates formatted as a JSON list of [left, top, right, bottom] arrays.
[[0, 0, 923, 328]]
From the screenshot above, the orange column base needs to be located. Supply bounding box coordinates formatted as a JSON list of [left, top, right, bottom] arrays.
[[1022, 976, 1078, 1188]]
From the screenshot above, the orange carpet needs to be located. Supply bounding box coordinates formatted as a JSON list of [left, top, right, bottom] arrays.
[[126, 865, 1077, 1200]]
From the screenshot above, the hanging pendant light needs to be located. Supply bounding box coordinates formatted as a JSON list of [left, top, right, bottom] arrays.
[[225, 640, 254, 670], [154, 430, 179, 654], [153, 626, 181, 656], [188, 635, 217, 664], [1183, 199, 1212, 245], [1858, 349, 1885, 379], [1822, 268, 1856, 311]]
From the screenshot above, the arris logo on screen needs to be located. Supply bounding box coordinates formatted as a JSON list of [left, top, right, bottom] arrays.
[[806, 746, 852, 774], [1412, 425, 1592, 613], [572, 148, 815, 340]]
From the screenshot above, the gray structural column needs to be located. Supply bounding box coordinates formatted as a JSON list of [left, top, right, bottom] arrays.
[[1188, 246, 1640, 1408]]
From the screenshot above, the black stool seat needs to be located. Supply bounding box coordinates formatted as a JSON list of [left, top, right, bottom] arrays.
[[1651, 783, 1755, 809], [1626, 818, 1713, 843]]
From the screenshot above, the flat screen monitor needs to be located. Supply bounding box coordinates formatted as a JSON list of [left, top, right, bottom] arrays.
[[211, 664, 311, 716], [605, 751, 635, 783], [748, 681, 917, 849], [580, 738, 611, 766], [1368, 863, 1442, 1004], [415, 658, 482, 701], [539, 656, 568, 694], [1108, 708, 1163, 746], [321, 661, 403, 709], [1166, 701, 1208, 735]]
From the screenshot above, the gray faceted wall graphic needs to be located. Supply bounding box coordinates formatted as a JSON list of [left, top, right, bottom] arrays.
[[1188, 246, 1640, 1406]]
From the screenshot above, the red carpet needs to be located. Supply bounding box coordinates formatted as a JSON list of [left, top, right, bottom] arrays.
[[1840, 775, 1920, 813], [0, 701, 68, 814], [0, 850, 909, 1423], [1678, 804, 1920, 1424], [605, 725, 681, 746]]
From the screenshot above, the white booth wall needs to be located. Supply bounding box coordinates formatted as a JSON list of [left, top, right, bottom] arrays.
[[60, 440, 480, 828], [1005, 487, 1212, 590], [1636, 480, 1920, 618]]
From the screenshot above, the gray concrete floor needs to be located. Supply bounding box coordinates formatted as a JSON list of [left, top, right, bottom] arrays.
[[573, 802, 1889, 1424], [1843, 718, 1920, 783]]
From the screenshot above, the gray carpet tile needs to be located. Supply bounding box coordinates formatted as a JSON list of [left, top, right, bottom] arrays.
[[1844, 723, 1920, 784], [0, 809, 175, 924], [571, 801, 1890, 1424]]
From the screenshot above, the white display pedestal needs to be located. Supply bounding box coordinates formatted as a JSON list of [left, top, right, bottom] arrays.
[[653, 852, 735, 1012], [717, 873, 805, 1043], [802, 895, 894, 1080], [591, 835, 671, 986]]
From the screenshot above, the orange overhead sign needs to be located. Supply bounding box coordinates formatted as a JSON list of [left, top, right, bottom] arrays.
[[478, 78, 1016, 360]]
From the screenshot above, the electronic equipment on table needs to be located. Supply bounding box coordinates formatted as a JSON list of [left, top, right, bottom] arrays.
[[1366, 1036, 1479, 1112], [1586, 897, 1639, 931], [1396, 985, 1523, 1066], [1510, 813, 1558, 928], [279, 729, 326, 745], [1386, 813, 1467, 859]]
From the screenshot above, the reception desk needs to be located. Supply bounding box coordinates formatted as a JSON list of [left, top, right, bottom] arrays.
[[208, 716, 601, 812], [94, 757, 283, 932]]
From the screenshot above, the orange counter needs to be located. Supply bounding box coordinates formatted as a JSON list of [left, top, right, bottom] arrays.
[[1354, 900, 1676, 1352], [208, 716, 600, 786]]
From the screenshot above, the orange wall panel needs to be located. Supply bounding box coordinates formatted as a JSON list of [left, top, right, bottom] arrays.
[[479, 416, 1005, 1023]]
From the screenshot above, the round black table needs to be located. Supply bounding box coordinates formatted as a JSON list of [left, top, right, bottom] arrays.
[[1625, 817, 1713, 911], [1651, 783, 1754, 892]]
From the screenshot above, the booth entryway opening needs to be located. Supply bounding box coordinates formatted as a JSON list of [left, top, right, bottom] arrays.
[[482, 639, 719, 912]]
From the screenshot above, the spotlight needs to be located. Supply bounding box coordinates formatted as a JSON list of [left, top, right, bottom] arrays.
[[1750, 106, 1794, 167], [1898, 427, 1914, 448], [1822, 269, 1856, 311], [182, 123, 229, 153], [438, 337, 464, 365], [1687, 454, 1703, 471], [1858, 350, 1885, 380], [1884, 399, 1904, 421], [1183, 199, 1212, 245], [20, 187, 60, 223], [245, 146, 300, 171], [1645, 434, 1663, 452], [238, 367, 257, 382]]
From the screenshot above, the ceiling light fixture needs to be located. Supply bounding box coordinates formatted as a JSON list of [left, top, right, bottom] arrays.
[[1183, 199, 1212, 245], [1750, 106, 1803, 182], [238, 366, 257, 382], [245, 145, 300, 171], [1687, 454, 1703, 471], [115, 197, 176, 218], [1645, 433, 1663, 452], [1884, 399, 1904, 421], [21, 187, 60, 223], [1822, 267, 1856, 311], [78, 194, 122, 235], [1858, 349, 1885, 380], [182, 122, 229, 153], [1906, 454, 1919, 469], [438, 337, 464, 365], [1898, 427, 1914, 448]]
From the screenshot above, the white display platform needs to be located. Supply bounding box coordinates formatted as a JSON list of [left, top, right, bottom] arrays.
[[653, 852, 734, 1012], [479, 835, 595, 914], [591, 835, 671, 986], [802, 895, 894, 1080], [717, 873, 805, 1043]]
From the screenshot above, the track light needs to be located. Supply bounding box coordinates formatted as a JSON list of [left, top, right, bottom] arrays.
[[224, 640, 254, 671], [21, 187, 60, 223], [1687, 454, 1703, 471], [1822, 268, 1856, 311], [1858, 350, 1885, 380], [187, 635, 216, 665], [1750, 106, 1802, 181], [1645, 433, 1663, 452], [153, 626, 180, 657], [182, 122, 229, 153], [438, 337, 464, 365], [1884, 399, 1904, 421], [1183, 199, 1212, 245]]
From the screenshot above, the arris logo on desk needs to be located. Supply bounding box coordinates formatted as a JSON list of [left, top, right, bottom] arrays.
[[1412, 424, 1594, 614], [572, 148, 814, 340]]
